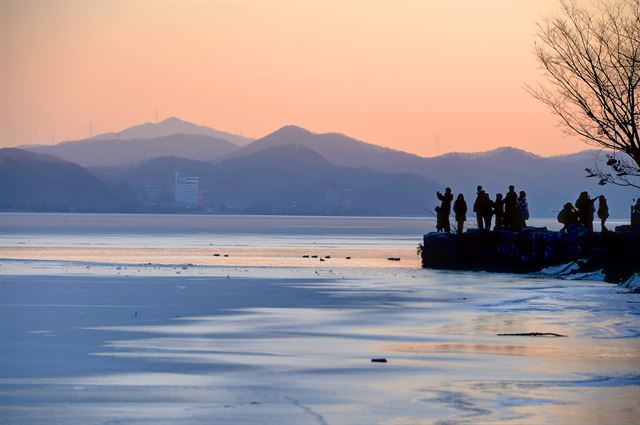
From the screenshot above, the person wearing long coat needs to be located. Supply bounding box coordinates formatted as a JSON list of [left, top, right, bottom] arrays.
[[597, 195, 609, 232], [480, 191, 494, 230], [575, 191, 595, 232], [453, 194, 468, 235], [504, 185, 518, 231], [473, 185, 484, 229], [518, 191, 529, 230]]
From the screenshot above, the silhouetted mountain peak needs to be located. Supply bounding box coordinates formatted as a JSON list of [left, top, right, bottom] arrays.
[[266, 125, 313, 139], [548, 149, 601, 162], [26, 132, 240, 167], [159, 116, 185, 124], [224, 124, 421, 173], [263, 125, 379, 148], [228, 144, 331, 167], [434, 146, 540, 161], [484, 146, 540, 158], [76, 117, 253, 146]]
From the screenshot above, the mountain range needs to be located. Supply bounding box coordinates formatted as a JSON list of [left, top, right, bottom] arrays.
[[86, 116, 252, 146], [4, 117, 637, 217], [93, 145, 441, 215], [28, 133, 239, 167], [27, 117, 250, 167]]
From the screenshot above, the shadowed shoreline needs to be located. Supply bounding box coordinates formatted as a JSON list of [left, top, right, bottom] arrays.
[[421, 226, 640, 284]]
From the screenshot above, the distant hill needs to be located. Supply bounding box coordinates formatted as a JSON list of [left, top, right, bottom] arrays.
[[223, 126, 636, 217], [28, 133, 239, 167], [88, 116, 253, 146], [223, 125, 426, 171], [97, 145, 442, 216], [0, 148, 135, 211], [7, 120, 638, 217], [547, 149, 604, 162], [21, 117, 251, 167], [418, 147, 634, 218]]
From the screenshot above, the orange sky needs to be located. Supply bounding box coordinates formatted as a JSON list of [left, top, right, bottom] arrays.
[[1, 0, 590, 157]]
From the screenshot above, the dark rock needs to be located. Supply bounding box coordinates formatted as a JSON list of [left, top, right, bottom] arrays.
[[422, 228, 640, 282], [497, 332, 566, 337]]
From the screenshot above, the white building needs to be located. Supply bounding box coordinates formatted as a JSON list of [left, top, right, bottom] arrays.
[[175, 172, 199, 208]]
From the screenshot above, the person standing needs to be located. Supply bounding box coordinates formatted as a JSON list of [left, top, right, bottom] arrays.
[[597, 195, 609, 232], [504, 185, 518, 231], [436, 187, 454, 233], [453, 193, 468, 234], [575, 191, 595, 231], [473, 185, 484, 229], [493, 193, 504, 230], [481, 191, 494, 230], [435, 206, 446, 232], [518, 191, 529, 230]]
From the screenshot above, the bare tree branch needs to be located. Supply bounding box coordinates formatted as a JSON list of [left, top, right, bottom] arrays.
[[586, 153, 640, 188], [528, 0, 640, 189]]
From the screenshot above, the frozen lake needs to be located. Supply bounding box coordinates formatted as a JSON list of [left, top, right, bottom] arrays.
[[1, 213, 638, 424]]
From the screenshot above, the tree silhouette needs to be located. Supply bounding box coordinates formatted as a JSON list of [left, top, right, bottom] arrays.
[[528, 0, 639, 188]]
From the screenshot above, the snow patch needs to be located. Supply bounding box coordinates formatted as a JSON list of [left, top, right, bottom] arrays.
[[620, 273, 640, 293], [539, 262, 580, 276]]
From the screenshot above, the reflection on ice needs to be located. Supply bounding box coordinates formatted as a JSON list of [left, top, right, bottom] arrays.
[[2, 266, 639, 423], [386, 340, 640, 361], [0, 372, 220, 387]]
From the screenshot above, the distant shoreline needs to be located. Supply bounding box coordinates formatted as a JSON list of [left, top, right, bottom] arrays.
[[0, 210, 629, 222]]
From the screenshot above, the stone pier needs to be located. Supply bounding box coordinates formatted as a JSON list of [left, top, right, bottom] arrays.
[[421, 225, 640, 283]]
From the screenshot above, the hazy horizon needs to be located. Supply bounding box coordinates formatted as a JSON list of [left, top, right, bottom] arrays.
[[2, 0, 593, 157]]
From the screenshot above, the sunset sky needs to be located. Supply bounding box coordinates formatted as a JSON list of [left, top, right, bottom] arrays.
[[1, 0, 591, 157]]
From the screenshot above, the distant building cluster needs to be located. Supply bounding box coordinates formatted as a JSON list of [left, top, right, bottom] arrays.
[[134, 184, 161, 206], [174, 172, 199, 208]]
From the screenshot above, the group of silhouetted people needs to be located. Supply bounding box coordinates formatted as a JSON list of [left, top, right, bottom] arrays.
[[557, 191, 609, 232], [435, 185, 530, 234], [434, 187, 613, 234]]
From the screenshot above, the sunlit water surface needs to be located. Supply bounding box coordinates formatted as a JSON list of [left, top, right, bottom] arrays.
[[0, 213, 638, 424]]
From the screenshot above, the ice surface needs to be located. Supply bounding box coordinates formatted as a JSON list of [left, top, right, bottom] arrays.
[[1, 213, 639, 424]]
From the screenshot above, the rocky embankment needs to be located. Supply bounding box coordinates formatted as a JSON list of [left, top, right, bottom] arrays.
[[421, 225, 640, 289]]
